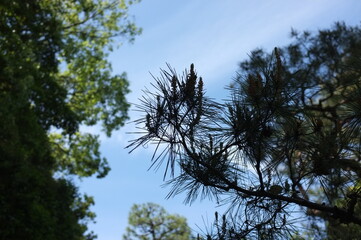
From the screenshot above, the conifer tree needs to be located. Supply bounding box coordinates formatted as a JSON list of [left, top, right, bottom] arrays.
[[123, 203, 192, 240], [128, 22, 361, 239]]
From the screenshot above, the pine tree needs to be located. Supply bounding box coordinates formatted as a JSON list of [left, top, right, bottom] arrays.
[[123, 203, 192, 240], [128, 22, 361, 239]]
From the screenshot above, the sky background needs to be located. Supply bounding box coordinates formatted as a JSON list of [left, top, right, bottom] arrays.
[[77, 1, 361, 239]]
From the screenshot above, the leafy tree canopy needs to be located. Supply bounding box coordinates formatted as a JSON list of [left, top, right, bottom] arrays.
[[0, 0, 140, 239], [128, 22, 361, 239], [123, 203, 192, 240]]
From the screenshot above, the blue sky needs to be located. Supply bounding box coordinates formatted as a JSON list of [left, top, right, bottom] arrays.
[[78, 1, 361, 239]]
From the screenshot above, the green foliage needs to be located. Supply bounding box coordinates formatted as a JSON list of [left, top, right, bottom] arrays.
[[56, 0, 137, 136], [51, 0, 141, 176], [123, 203, 192, 240], [129, 22, 361, 239], [0, 0, 140, 239], [321, 182, 361, 239], [0, 97, 92, 239], [50, 132, 110, 178]]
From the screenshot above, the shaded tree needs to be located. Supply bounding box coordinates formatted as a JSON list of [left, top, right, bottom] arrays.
[[0, 0, 140, 239], [128, 22, 361, 239], [123, 203, 192, 240]]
